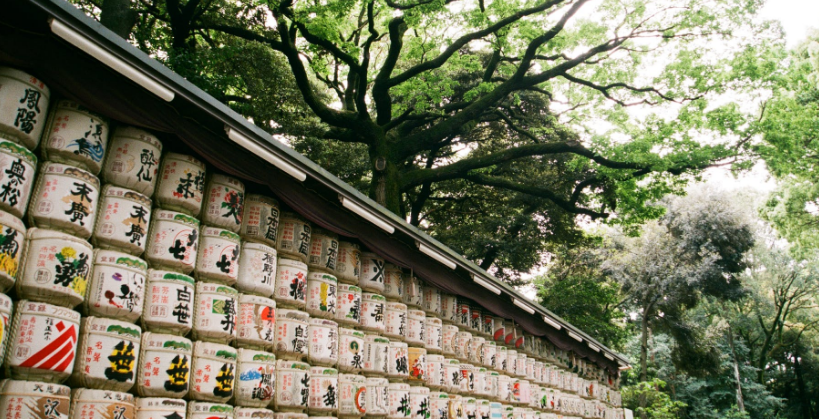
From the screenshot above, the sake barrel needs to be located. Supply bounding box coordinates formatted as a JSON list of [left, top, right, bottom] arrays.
[[482, 342, 497, 370], [236, 408, 275, 419], [154, 152, 206, 217], [360, 292, 386, 333], [425, 317, 442, 353], [409, 386, 430, 419], [276, 212, 311, 263], [512, 407, 525, 419], [41, 100, 109, 174], [274, 308, 309, 360], [4, 300, 81, 382], [273, 256, 308, 309], [365, 377, 389, 417], [388, 382, 411, 419], [512, 379, 531, 406], [422, 285, 441, 316], [308, 228, 338, 274], [192, 282, 238, 343], [236, 293, 276, 351], [514, 353, 527, 379], [463, 398, 477, 419], [473, 368, 487, 397], [505, 351, 517, 376], [335, 241, 361, 285], [0, 210, 25, 293], [0, 139, 37, 218], [195, 227, 240, 285], [306, 272, 338, 319], [339, 373, 367, 418], [0, 293, 11, 366], [141, 269, 195, 334], [234, 348, 276, 408], [134, 398, 187, 419], [0, 379, 70, 418], [0, 67, 50, 149], [238, 194, 280, 247], [92, 185, 151, 254], [202, 174, 245, 233], [338, 328, 365, 373], [382, 263, 403, 301], [455, 299, 471, 330], [496, 347, 507, 374], [441, 324, 458, 357], [136, 332, 192, 397], [274, 359, 310, 412], [273, 413, 307, 419], [496, 375, 511, 403], [362, 334, 390, 377], [189, 341, 237, 403], [469, 304, 483, 334], [187, 402, 233, 419], [384, 302, 407, 341], [525, 358, 536, 382], [469, 337, 485, 365], [440, 293, 457, 324], [477, 399, 491, 419], [405, 309, 425, 347], [359, 252, 385, 294], [387, 340, 409, 380], [144, 209, 199, 274], [408, 347, 427, 384], [101, 126, 162, 196], [402, 275, 422, 309], [442, 359, 460, 393], [236, 242, 277, 297], [69, 388, 134, 419], [425, 354, 444, 390], [29, 162, 100, 238], [513, 325, 524, 350], [84, 250, 147, 322], [308, 318, 339, 367], [481, 314, 494, 339], [335, 283, 362, 327], [454, 331, 472, 363], [71, 316, 141, 391], [486, 372, 500, 401], [17, 228, 92, 307], [308, 366, 339, 414], [458, 363, 474, 394], [448, 395, 464, 419], [429, 392, 449, 419], [492, 318, 505, 343], [489, 402, 503, 419]]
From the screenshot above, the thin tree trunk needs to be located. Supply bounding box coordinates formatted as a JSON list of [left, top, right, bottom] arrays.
[[793, 350, 814, 419], [100, 0, 138, 39], [639, 311, 649, 419], [726, 323, 745, 412]]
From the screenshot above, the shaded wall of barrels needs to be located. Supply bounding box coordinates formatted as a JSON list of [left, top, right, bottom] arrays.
[[0, 67, 625, 419]]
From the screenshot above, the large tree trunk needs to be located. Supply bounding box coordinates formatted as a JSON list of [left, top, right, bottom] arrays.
[[369, 137, 402, 213], [793, 349, 814, 419], [100, 0, 138, 39], [726, 323, 745, 412], [639, 312, 649, 419]]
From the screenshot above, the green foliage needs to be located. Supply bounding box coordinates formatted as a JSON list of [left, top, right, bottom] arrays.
[[622, 379, 688, 419]]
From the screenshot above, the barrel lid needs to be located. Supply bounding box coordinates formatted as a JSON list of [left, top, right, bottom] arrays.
[[142, 332, 192, 351], [71, 388, 134, 403], [384, 263, 402, 272], [208, 173, 245, 190], [15, 299, 82, 322], [389, 382, 410, 389], [41, 161, 100, 188], [426, 317, 442, 324], [339, 327, 364, 337], [0, 209, 26, 232], [242, 241, 277, 253], [276, 307, 309, 321], [235, 408, 275, 418], [338, 241, 359, 249], [308, 272, 338, 283], [101, 184, 152, 207], [52, 100, 106, 121], [245, 193, 279, 206], [26, 227, 92, 246], [308, 317, 338, 327], [94, 249, 148, 272], [0, 67, 50, 96], [110, 126, 163, 150], [389, 340, 408, 348], [276, 359, 310, 369], [202, 225, 241, 241], [196, 282, 239, 296], [311, 227, 337, 238], [386, 302, 407, 310], [338, 283, 362, 292], [365, 334, 390, 344], [163, 152, 205, 169], [188, 401, 234, 413], [427, 354, 445, 361], [365, 376, 389, 384], [82, 316, 142, 340], [148, 269, 195, 285], [278, 255, 308, 269], [0, 379, 69, 395], [408, 309, 426, 317], [135, 397, 187, 409], [238, 347, 276, 363], [430, 392, 449, 399], [310, 366, 339, 375], [238, 293, 276, 306], [193, 341, 236, 360], [152, 209, 200, 227], [410, 386, 430, 394], [360, 251, 381, 258], [445, 359, 460, 365], [339, 372, 366, 382], [0, 138, 37, 165], [362, 293, 386, 301]]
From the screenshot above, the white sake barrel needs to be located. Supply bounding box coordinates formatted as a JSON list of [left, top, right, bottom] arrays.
[[335, 241, 360, 285], [440, 293, 457, 324], [0, 67, 50, 149], [388, 382, 411, 419], [496, 347, 507, 374], [192, 282, 238, 343], [458, 363, 474, 394], [69, 388, 134, 419], [442, 359, 460, 393], [0, 294, 11, 366], [486, 372, 500, 400], [141, 269, 195, 334], [464, 397, 477, 419], [188, 402, 233, 419], [455, 298, 471, 330], [308, 366, 339, 414], [339, 373, 367, 418], [505, 351, 517, 376], [195, 227, 240, 285], [308, 318, 339, 367], [481, 314, 494, 339], [84, 250, 146, 322], [489, 402, 502, 419], [525, 358, 536, 381], [308, 228, 338, 273], [429, 392, 449, 419], [513, 379, 531, 405], [496, 375, 511, 403], [236, 407, 275, 419], [0, 139, 37, 218], [276, 212, 311, 263], [382, 263, 403, 301], [338, 328, 365, 373], [384, 301, 407, 341], [92, 185, 151, 255], [454, 331, 472, 363], [274, 308, 309, 360], [236, 293, 276, 351], [273, 256, 308, 309], [362, 334, 390, 377], [360, 292, 386, 333], [402, 275, 423, 309], [425, 317, 442, 353], [335, 283, 362, 327], [101, 126, 162, 196], [406, 309, 425, 347], [236, 242, 277, 297], [425, 354, 444, 390], [306, 272, 338, 319], [144, 209, 199, 273], [469, 337, 485, 365], [238, 194, 279, 247], [274, 359, 310, 412], [531, 386, 544, 409], [135, 398, 187, 419], [513, 325, 524, 350], [512, 407, 525, 419], [409, 385, 430, 419], [154, 152, 206, 217], [387, 340, 409, 380], [422, 285, 441, 316], [478, 399, 491, 419], [0, 379, 69, 417], [503, 405, 514, 419], [29, 162, 100, 238], [136, 332, 192, 397], [41, 100, 109, 174], [536, 363, 548, 386], [474, 368, 487, 397], [408, 347, 427, 384], [4, 300, 80, 382], [448, 395, 464, 419], [482, 341, 497, 370], [71, 316, 141, 391], [234, 348, 276, 408], [359, 252, 385, 294], [365, 377, 389, 417], [202, 174, 245, 233], [469, 305, 482, 334], [441, 324, 458, 357], [492, 318, 505, 343], [17, 228, 92, 307], [189, 341, 237, 403], [514, 353, 527, 379], [0, 210, 25, 293]]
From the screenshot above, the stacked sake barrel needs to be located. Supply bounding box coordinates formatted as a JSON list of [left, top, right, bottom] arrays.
[[0, 66, 626, 419]]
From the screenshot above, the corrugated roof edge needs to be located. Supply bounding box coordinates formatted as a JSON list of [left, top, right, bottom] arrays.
[[31, 0, 629, 367]]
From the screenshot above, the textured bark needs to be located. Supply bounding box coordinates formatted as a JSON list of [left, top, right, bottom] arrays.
[[100, 0, 138, 39]]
